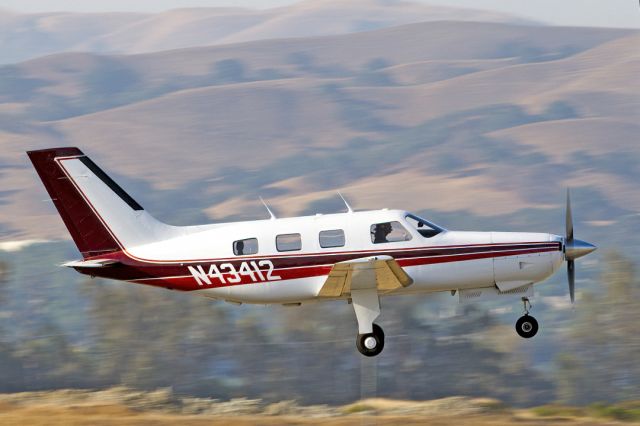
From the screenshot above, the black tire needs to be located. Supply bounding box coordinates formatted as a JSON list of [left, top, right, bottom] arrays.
[[356, 323, 385, 357], [375, 323, 385, 341], [515, 315, 539, 338]]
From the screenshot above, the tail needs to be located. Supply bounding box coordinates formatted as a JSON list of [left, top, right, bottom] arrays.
[[27, 147, 168, 259]]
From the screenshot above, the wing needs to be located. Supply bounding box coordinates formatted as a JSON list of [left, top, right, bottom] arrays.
[[318, 255, 413, 298]]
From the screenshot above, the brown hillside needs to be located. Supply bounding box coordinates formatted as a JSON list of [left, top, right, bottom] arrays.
[[0, 21, 637, 240]]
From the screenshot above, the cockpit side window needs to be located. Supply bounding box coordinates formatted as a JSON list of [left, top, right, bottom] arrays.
[[370, 221, 412, 244], [405, 214, 444, 238]]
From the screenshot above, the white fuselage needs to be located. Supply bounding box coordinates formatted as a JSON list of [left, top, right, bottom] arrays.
[[121, 210, 564, 304]]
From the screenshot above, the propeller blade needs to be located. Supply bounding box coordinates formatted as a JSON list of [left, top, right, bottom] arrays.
[[568, 260, 575, 303], [566, 189, 574, 242]]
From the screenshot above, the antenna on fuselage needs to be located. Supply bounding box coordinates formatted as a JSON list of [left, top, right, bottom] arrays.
[[337, 191, 354, 213], [259, 197, 277, 220]]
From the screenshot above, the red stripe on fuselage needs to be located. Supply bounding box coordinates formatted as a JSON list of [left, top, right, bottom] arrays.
[[123, 245, 559, 291]]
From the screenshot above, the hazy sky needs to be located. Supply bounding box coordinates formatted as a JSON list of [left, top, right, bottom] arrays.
[[1, 0, 639, 28]]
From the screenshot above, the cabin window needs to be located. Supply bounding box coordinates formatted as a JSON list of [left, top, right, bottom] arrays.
[[276, 233, 302, 252], [233, 238, 258, 255], [370, 221, 412, 244], [405, 214, 445, 238], [319, 229, 345, 248]]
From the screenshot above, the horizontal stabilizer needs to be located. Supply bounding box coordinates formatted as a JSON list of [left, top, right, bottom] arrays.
[[62, 259, 120, 268]]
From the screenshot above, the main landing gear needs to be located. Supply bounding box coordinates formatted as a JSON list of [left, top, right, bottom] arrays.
[[356, 323, 385, 357], [515, 297, 539, 339], [351, 288, 385, 356]]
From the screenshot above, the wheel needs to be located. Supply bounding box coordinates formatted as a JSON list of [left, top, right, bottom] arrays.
[[356, 324, 384, 356], [356, 324, 385, 357], [515, 315, 539, 338]]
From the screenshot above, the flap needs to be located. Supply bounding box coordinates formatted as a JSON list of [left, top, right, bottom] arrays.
[[318, 255, 413, 298]]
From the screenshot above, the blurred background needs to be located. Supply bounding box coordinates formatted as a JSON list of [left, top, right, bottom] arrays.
[[0, 0, 639, 420]]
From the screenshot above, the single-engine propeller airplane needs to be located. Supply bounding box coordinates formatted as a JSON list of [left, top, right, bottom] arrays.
[[28, 147, 596, 356]]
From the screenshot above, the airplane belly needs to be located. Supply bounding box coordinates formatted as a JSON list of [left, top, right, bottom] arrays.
[[201, 276, 326, 304], [405, 258, 495, 292]]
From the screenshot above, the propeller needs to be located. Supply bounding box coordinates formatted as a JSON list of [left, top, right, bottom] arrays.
[[563, 189, 596, 303], [566, 190, 575, 303]]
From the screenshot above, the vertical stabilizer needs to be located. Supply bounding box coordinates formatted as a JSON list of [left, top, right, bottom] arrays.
[[27, 147, 166, 258]]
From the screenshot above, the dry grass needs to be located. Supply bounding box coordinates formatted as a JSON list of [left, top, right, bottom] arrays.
[[0, 391, 636, 426], [0, 405, 629, 426]]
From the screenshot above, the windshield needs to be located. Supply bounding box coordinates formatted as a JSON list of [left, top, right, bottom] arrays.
[[405, 214, 446, 238]]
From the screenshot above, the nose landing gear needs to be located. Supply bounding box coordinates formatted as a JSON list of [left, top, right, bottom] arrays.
[[515, 297, 539, 339]]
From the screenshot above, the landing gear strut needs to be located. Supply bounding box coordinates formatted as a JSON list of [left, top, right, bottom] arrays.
[[515, 297, 539, 339]]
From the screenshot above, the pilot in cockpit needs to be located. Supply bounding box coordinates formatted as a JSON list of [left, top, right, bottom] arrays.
[[373, 222, 393, 243], [235, 240, 245, 255]]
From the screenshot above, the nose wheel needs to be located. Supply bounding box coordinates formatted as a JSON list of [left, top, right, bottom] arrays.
[[515, 315, 539, 338], [515, 297, 539, 339], [356, 323, 385, 356]]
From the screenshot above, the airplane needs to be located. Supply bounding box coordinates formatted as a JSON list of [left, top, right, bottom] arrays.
[[27, 147, 596, 356]]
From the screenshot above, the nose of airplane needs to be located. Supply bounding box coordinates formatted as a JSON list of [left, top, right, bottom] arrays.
[[565, 238, 597, 261]]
